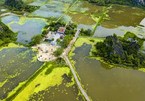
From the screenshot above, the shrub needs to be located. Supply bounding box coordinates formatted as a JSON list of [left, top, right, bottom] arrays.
[[29, 34, 43, 46], [53, 48, 64, 57]]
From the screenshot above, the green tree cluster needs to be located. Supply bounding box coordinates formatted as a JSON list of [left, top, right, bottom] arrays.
[[5, 0, 24, 9], [80, 29, 92, 36], [60, 35, 73, 48], [4, 0, 39, 12], [0, 21, 17, 47], [53, 48, 64, 57], [94, 32, 145, 68], [46, 21, 77, 48], [29, 34, 43, 46], [86, 0, 144, 6], [47, 21, 77, 36]]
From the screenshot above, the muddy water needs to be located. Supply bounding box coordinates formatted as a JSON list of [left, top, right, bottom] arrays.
[[72, 44, 145, 101], [69, 2, 145, 27], [102, 5, 145, 28]]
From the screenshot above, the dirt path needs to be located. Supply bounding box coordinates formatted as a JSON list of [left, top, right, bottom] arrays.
[[61, 29, 91, 101]]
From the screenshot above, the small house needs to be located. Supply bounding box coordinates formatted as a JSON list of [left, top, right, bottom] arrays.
[[57, 27, 66, 34]]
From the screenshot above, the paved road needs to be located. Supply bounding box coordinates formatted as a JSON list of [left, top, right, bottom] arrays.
[[62, 29, 91, 101]]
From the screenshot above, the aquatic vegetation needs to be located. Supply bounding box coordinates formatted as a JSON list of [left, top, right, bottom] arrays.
[[0, 43, 23, 51], [31, 55, 38, 63], [91, 6, 111, 34], [69, 37, 103, 59], [69, 1, 89, 13], [0, 48, 42, 100], [74, 37, 103, 47], [1, 15, 47, 44], [13, 63, 70, 101], [0, 79, 7, 88]]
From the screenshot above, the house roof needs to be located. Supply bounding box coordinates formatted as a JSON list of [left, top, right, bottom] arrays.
[[57, 27, 66, 34]]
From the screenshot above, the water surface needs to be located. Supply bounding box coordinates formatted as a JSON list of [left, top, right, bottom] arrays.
[[0, 48, 43, 100], [1, 15, 47, 44], [72, 44, 145, 101]]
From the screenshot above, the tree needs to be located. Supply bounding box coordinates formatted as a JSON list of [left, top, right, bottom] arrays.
[[94, 32, 145, 68], [29, 34, 43, 46], [0, 21, 17, 47], [5, 0, 24, 10], [53, 48, 63, 57], [60, 35, 73, 48]]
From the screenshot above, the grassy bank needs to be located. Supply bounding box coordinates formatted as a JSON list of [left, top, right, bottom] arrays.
[[0, 43, 23, 51], [69, 37, 104, 72], [13, 66, 70, 101], [69, 37, 104, 58], [68, 37, 103, 101]]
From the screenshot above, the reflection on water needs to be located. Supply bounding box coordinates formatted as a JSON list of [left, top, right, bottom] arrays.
[[11, 19, 46, 43], [31, 0, 72, 18], [1, 15, 47, 44], [1, 15, 19, 24], [94, 26, 145, 38], [72, 44, 145, 101]]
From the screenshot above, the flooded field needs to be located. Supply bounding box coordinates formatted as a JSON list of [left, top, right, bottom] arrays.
[[72, 44, 145, 101], [0, 0, 145, 101], [102, 4, 145, 28], [0, 48, 43, 100], [94, 26, 145, 38], [1, 15, 47, 44], [29, 75, 83, 101], [0, 48, 82, 101]]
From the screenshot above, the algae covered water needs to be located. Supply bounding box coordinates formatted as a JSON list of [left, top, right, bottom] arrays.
[[0, 48, 43, 99], [0, 48, 82, 101], [1, 0, 145, 101]]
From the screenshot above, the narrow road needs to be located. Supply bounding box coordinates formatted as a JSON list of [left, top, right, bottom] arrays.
[[61, 29, 91, 101], [63, 55, 91, 101]]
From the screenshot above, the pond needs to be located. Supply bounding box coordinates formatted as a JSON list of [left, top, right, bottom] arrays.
[[31, 0, 73, 22], [1, 15, 47, 44], [72, 44, 145, 101]]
